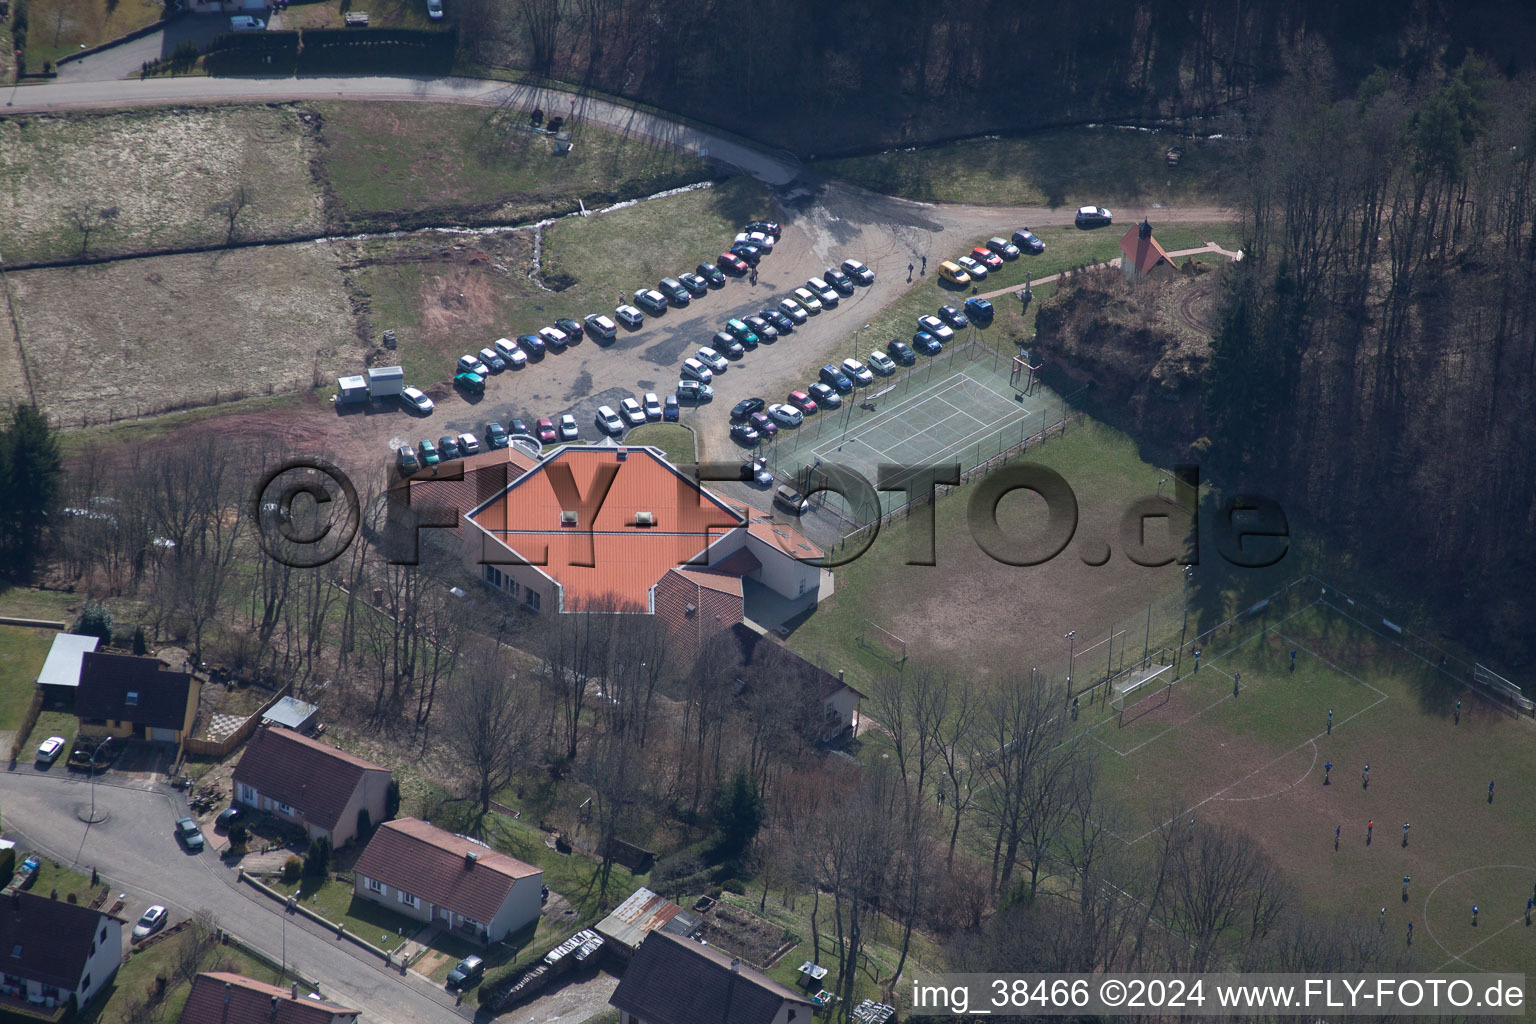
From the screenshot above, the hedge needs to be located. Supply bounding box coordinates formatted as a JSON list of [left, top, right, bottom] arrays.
[[202, 26, 455, 76], [203, 30, 300, 75]]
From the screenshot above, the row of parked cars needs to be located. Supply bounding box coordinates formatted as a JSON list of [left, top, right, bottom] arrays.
[[936, 229, 1046, 287]]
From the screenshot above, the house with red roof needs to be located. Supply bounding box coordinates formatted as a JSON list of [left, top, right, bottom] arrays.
[[352, 817, 543, 944], [1120, 219, 1175, 280], [179, 973, 358, 1024], [231, 725, 391, 847], [610, 931, 815, 1024]]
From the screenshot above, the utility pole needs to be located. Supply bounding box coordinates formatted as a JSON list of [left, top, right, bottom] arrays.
[[1065, 631, 1076, 702], [1177, 565, 1193, 679]]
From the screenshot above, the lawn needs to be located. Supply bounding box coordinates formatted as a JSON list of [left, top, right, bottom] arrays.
[[0, 586, 77, 621], [623, 423, 694, 464], [0, 625, 51, 731], [28, 858, 97, 904], [25, 709, 78, 753], [269, 875, 415, 952], [313, 101, 715, 230], [815, 127, 1240, 209], [15, 0, 163, 70], [55, 393, 307, 460]]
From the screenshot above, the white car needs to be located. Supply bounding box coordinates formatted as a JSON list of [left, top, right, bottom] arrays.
[[618, 397, 647, 426], [558, 414, 579, 440], [955, 255, 988, 280], [35, 736, 65, 764], [917, 315, 955, 340], [791, 288, 823, 313], [841, 358, 874, 386], [133, 906, 167, 940], [750, 459, 773, 486], [842, 258, 875, 285], [806, 278, 839, 307], [696, 347, 729, 374], [457, 353, 489, 376], [595, 406, 625, 434], [615, 304, 645, 329], [493, 337, 528, 368], [642, 393, 663, 420], [778, 297, 809, 323], [869, 351, 896, 375], [681, 358, 714, 384], [538, 326, 569, 349], [748, 231, 774, 251], [457, 432, 482, 455], [425, 0, 443, 17], [400, 387, 434, 414], [767, 403, 803, 428], [584, 314, 618, 340]]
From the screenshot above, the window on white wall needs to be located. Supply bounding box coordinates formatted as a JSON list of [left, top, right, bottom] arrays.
[[398, 890, 419, 908], [367, 877, 384, 893]]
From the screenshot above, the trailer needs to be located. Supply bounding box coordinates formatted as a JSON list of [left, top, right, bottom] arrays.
[[336, 375, 368, 405], [366, 365, 405, 400], [487, 929, 604, 1013]]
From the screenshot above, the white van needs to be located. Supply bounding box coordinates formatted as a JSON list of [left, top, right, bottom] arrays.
[[229, 15, 265, 29]]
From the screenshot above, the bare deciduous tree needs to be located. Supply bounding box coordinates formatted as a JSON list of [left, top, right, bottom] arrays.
[[443, 643, 537, 815]]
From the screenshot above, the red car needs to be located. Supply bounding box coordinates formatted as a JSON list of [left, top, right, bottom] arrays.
[[536, 417, 557, 442], [718, 252, 750, 275], [971, 246, 1004, 270], [749, 411, 778, 437], [788, 390, 818, 414]]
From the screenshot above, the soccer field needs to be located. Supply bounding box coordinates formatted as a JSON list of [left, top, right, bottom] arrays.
[[1078, 584, 1536, 973]]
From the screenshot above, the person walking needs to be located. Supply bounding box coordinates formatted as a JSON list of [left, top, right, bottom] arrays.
[[1380, 907, 1386, 928], [1402, 822, 1410, 847], [1489, 779, 1495, 802], [1328, 708, 1333, 734], [1363, 764, 1370, 789], [907, 262, 914, 282], [1324, 761, 1333, 785], [920, 256, 927, 275], [1334, 825, 1340, 849], [1367, 820, 1374, 843], [1233, 672, 1240, 698], [1290, 649, 1297, 672], [1454, 699, 1461, 724], [1473, 904, 1479, 926], [1403, 875, 1411, 900], [1407, 920, 1413, 944]]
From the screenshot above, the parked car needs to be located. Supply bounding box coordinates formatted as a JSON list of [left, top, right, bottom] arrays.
[[584, 314, 618, 340], [634, 289, 668, 316], [510, 417, 531, 436], [1011, 229, 1045, 254], [749, 411, 778, 437], [713, 330, 749, 355], [938, 261, 971, 286], [824, 268, 856, 295], [446, 956, 485, 991], [595, 406, 625, 435], [619, 397, 647, 426], [887, 339, 916, 364], [458, 432, 482, 456], [764, 309, 795, 333], [35, 736, 65, 765], [696, 347, 729, 374], [457, 353, 489, 377], [133, 906, 168, 940], [731, 397, 766, 421], [741, 315, 776, 343], [643, 393, 663, 420], [749, 459, 774, 486], [917, 314, 955, 340], [478, 347, 507, 373], [396, 446, 420, 474], [842, 258, 875, 285], [731, 422, 761, 446], [806, 277, 839, 307], [663, 395, 680, 420], [841, 358, 874, 386], [791, 288, 823, 313], [424, 0, 442, 19], [912, 331, 943, 355], [788, 389, 818, 414], [774, 484, 810, 514], [808, 382, 841, 408], [555, 317, 585, 340], [718, 252, 750, 275], [819, 365, 853, 393], [215, 805, 243, 829], [681, 358, 714, 384], [937, 304, 969, 329], [869, 351, 897, 375], [745, 219, 782, 239], [988, 236, 1022, 258], [454, 372, 485, 394], [229, 14, 264, 29], [175, 817, 205, 852], [418, 439, 441, 466], [485, 422, 510, 449], [536, 418, 557, 442], [1075, 206, 1113, 228], [659, 278, 691, 307], [676, 380, 714, 402], [678, 272, 710, 297], [955, 255, 988, 280], [730, 242, 763, 265], [614, 305, 645, 330], [779, 297, 810, 323], [964, 296, 995, 322], [517, 333, 545, 356], [438, 435, 463, 461], [400, 386, 434, 414], [695, 262, 727, 287], [558, 414, 579, 441], [538, 326, 569, 350], [725, 319, 759, 346], [493, 338, 529, 367], [970, 246, 1004, 270]]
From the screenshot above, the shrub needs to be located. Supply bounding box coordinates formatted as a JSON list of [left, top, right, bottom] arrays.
[[281, 856, 303, 884], [356, 808, 372, 839], [74, 602, 114, 644], [385, 779, 401, 820], [131, 626, 148, 656], [228, 822, 249, 845], [722, 879, 746, 896], [304, 836, 332, 877]]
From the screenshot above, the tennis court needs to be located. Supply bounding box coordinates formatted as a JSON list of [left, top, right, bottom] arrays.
[[766, 338, 1065, 517]]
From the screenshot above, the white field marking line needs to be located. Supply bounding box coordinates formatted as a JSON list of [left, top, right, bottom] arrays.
[[1422, 862, 1536, 970], [1209, 739, 1318, 803], [929, 392, 991, 429], [1432, 915, 1524, 973], [1270, 628, 1392, 702], [809, 379, 975, 460], [823, 370, 1027, 459]]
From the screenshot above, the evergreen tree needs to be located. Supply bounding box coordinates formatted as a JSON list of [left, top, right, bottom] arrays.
[[0, 405, 63, 578], [710, 766, 764, 861]]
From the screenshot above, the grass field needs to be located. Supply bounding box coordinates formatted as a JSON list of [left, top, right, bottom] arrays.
[[314, 102, 714, 229], [0, 107, 321, 264], [816, 127, 1239, 208], [15, 0, 163, 70], [624, 423, 695, 464], [269, 875, 415, 952], [1071, 588, 1536, 973], [0, 625, 51, 731]]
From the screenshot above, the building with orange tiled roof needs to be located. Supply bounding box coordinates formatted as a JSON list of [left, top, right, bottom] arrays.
[[1120, 219, 1174, 280], [433, 445, 824, 655]]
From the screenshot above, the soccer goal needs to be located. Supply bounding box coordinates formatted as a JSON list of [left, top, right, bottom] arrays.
[[1111, 660, 1174, 726], [1473, 664, 1534, 715]]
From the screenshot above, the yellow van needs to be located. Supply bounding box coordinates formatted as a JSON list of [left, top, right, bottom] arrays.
[[939, 260, 971, 286]]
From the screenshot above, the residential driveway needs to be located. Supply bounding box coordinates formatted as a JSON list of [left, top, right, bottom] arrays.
[[54, 15, 251, 84], [0, 770, 469, 1024]]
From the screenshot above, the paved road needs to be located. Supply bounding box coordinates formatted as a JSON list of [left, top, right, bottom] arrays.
[[54, 15, 242, 83], [1, 75, 800, 185], [0, 769, 468, 1024]]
